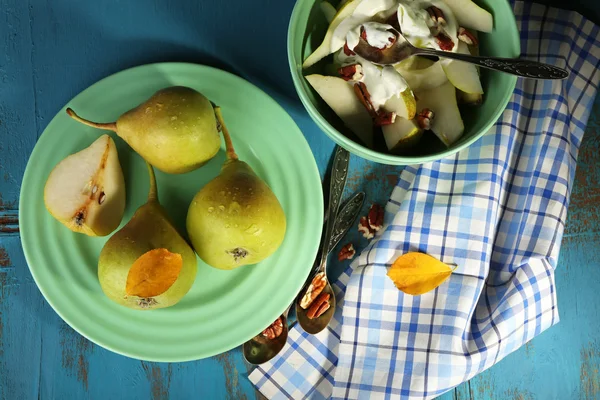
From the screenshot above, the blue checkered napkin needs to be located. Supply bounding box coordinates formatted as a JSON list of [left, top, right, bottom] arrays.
[[250, 2, 600, 398]]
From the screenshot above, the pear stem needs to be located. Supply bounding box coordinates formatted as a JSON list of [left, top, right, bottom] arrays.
[[146, 162, 158, 203], [214, 106, 238, 161], [66, 108, 117, 132]]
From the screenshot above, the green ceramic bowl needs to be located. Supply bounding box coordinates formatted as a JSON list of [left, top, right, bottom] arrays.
[[288, 0, 520, 164]]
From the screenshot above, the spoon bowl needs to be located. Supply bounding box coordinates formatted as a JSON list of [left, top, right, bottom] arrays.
[[243, 310, 290, 365], [295, 278, 336, 334]]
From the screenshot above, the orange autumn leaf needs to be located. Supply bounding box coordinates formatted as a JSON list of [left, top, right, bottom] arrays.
[[387, 252, 455, 295], [126, 248, 183, 298]]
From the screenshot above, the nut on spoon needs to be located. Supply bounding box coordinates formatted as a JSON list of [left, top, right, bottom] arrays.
[[353, 27, 568, 80], [243, 190, 364, 364], [296, 146, 351, 335]]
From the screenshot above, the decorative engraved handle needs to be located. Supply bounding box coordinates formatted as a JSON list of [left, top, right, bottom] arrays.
[[320, 146, 350, 267], [328, 191, 365, 253], [418, 48, 569, 79]]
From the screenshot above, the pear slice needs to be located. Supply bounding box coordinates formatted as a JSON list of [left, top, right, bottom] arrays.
[[396, 61, 448, 92], [44, 134, 126, 236], [303, 0, 360, 69], [382, 117, 423, 154], [441, 42, 483, 94], [305, 74, 374, 148], [382, 88, 417, 120], [416, 81, 464, 146], [441, 0, 493, 33], [320, 1, 337, 23]]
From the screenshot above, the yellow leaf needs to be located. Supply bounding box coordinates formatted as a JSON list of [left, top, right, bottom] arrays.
[[126, 248, 183, 298], [387, 252, 454, 295]]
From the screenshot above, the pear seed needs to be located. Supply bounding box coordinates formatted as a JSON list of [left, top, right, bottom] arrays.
[[218, 205, 225, 211], [92, 185, 98, 194], [98, 192, 106, 204], [207, 207, 214, 213], [74, 210, 85, 226]]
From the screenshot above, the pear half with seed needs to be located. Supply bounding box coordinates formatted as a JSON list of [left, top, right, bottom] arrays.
[[44, 134, 125, 236]]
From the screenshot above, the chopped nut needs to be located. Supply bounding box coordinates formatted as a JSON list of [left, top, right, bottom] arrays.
[[354, 82, 397, 126], [427, 6, 446, 25], [338, 243, 356, 261], [343, 42, 356, 56], [367, 204, 384, 231], [434, 31, 454, 51], [458, 27, 478, 46], [358, 216, 375, 239], [306, 293, 331, 319], [300, 272, 327, 309], [416, 108, 435, 130], [353, 82, 378, 118], [374, 111, 396, 126], [338, 64, 364, 82], [261, 317, 284, 340]]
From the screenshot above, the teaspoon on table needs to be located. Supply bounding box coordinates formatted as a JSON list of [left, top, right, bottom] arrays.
[[243, 189, 364, 365], [353, 28, 569, 80], [296, 146, 351, 335]]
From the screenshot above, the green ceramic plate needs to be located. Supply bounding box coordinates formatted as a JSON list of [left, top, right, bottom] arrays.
[[20, 63, 323, 362], [288, 0, 520, 164]]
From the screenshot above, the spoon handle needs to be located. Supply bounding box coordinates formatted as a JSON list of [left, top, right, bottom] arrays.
[[320, 146, 350, 267], [417, 48, 569, 80], [328, 191, 365, 252]]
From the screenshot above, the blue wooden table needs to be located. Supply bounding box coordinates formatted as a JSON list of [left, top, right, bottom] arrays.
[[1, 1, 599, 399]]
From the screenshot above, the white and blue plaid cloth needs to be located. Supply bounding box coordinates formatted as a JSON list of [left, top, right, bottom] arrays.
[[250, 2, 600, 398]]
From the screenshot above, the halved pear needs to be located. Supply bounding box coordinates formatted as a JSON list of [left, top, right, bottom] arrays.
[[44, 134, 126, 236], [382, 117, 423, 154], [396, 61, 448, 92], [306, 74, 374, 147], [441, 42, 483, 94], [383, 88, 417, 120], [416, 81, 464, 146], [441, 0, 493, 32], [303, 0, 360, 68]]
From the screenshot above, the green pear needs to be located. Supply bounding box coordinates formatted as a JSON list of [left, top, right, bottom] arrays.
[[186, 107, 286, 270], [98, 162, 197, 310], [66, 86, 221, 174], [44, 134, 125, 236]]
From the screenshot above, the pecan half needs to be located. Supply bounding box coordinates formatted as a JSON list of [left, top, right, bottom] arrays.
[[300, 272, 327, 309], [353, 82, 378, 118], [427, 6, 446, 25], [368, 204, 384, 231], [343, 42, 356, 56], [434, 31, 454, 51], [416, 108, 434, 130], [262, 317, 284, 340], [374, 111, 396, 126], [358, 216, 375, 239], [307, 293, 331, 319], [458, 27, 478, 46], [338, 243, 356, 261], [338, 64, 364, 82]]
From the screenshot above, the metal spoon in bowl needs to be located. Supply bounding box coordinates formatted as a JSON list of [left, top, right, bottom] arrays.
[[296, 146, 351, 334], [353, 27, 568, 80], [243, 189, 364, 364]]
